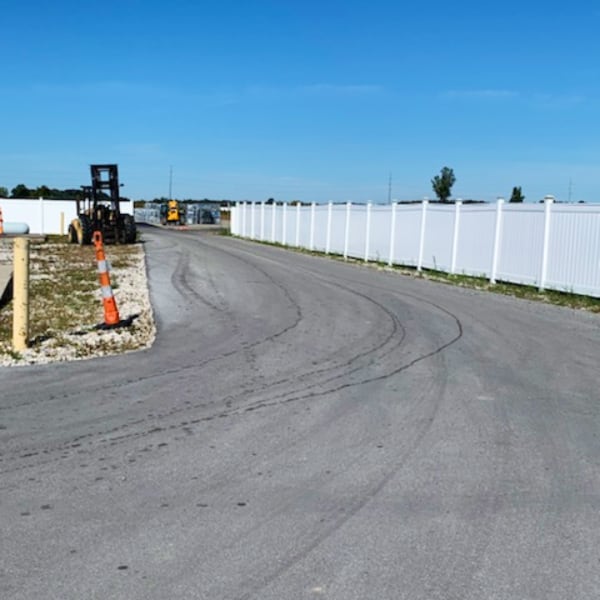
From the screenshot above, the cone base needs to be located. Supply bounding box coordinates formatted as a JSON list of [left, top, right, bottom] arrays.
[[96, 316, 134, 330]]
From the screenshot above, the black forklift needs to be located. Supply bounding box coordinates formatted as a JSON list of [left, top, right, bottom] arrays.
[[69, 164, 137, 245]]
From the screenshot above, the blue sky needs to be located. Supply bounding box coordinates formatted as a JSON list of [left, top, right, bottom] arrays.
[[2, 1, 599, 202]]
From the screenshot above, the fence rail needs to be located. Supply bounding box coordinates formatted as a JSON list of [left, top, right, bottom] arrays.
[[231, 200, 600, 298]]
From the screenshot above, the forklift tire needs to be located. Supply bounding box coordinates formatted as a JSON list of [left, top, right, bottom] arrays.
[[121, 214, 137, 244], [77, 215, 93, 245], [68, 222, 78, 244]]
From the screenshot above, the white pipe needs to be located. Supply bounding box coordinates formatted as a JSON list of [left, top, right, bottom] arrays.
[[3, 223, 30, 234]]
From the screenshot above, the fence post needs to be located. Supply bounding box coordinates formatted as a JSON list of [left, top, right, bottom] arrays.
[[39, 196, 44, 235], [417, 200, 428, 271], [364, 202, 372, 262], [250, 202, 256, 239], [326, 202, 333, 254], [343, 202, 351, 259], [282, 202, 287, 245], [271, 202, 276, 242], [539, 198, 553, 291], [231, 202, 242, 235], [450, 200, 462, 274], [242, 202, 247, 237], [295, 203, 301, 247], [490, 198, 504, 284], [388, 202, 397, 266], [260, 202, 265, 240], [309, 202, 316, 250]]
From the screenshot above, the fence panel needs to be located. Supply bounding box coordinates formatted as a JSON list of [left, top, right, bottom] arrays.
[[421, 204, 455, 272], [454, 204, 496, 277], [326, 205, 346, 255], [0, 198, 78, 234], [347, 205, 367, 259], [496, 204, 545, 286], [392, 205, 422, 267], [296, 206, 309, 248], [546, 205, 600, 296], [369, 205, 392, 262], [312, 204, 329, 252]]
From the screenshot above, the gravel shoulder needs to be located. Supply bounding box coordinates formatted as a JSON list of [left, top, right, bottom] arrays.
[[0, 238, 155, 367]]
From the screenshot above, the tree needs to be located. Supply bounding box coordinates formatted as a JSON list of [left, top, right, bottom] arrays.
[[11, 184, 31, 198], [509, 186, 525, 203], [0, 186, 8, 197], [34, 185, 52, 198], [431, 167, 456, 203]]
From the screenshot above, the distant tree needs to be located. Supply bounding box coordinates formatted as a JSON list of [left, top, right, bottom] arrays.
[[11, 184, 31, 198], [62, 188, 86, 200], [509, 186, 525, 203], [431, 167, 456, 203], [266, 197, 275, 204], [0, 186, 8, 197], [34, 185, 52, 198]]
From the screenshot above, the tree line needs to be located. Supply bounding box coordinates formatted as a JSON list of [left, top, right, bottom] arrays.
[[0, 184, 131, 202], [1, 172, 527, 204], [431, 167, 524, 203]]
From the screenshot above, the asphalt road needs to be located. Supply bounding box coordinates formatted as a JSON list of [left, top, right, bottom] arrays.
[[2, 226, 600, 599]]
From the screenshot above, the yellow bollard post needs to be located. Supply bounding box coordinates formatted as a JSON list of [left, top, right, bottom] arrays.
[[12, 237, 30, 351], [60, 211, 65, 236]]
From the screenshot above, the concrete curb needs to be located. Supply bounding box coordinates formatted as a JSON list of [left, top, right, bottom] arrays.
[[0, 264, 12, 308]]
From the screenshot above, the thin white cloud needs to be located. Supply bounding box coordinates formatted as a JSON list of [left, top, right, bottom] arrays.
[[442, 89, 587, 108], [530, 93, 586, 108], [23, 81, 385, 107], [443, 89, 519, 100], [298, 83, 384, 96], [29, 81, 177, 100], [240, 83, 384, 102]]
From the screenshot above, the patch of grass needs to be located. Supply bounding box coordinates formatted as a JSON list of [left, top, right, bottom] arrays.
[[415, 270, 600, 312], [235, 236, 600, 313], [214, 227, 232, 236], [0, 239, 142, 356]]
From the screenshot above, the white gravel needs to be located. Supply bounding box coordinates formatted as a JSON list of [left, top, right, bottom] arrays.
[[0, 242, 156, 367]]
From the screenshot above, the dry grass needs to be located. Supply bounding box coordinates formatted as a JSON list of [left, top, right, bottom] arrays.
[[237, 236, 600, 314], [0, 236, 155, 365]]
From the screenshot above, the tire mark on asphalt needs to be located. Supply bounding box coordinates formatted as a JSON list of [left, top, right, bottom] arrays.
[[233, 358, 449, 600], [169, 247, 225, 313], [0, 235, 462, 476]]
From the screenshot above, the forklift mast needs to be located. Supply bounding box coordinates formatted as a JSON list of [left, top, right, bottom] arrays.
[[91, 164, 122, 219], [69, 163, 136, 245]]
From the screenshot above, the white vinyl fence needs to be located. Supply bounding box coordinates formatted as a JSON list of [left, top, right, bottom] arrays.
[[231, 200, 600, 298], [0, 198, 79, 235], [0, 197, 136, 235]]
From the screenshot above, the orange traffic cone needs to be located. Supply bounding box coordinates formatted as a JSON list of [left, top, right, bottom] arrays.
[[93, 231, 121, 327], [0, 207, 4, 235]]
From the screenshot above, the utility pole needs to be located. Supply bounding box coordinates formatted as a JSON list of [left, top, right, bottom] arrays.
[[169, 165, 173, 200], [388, 172, 392, 204], [568, 178, 573, 203]]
